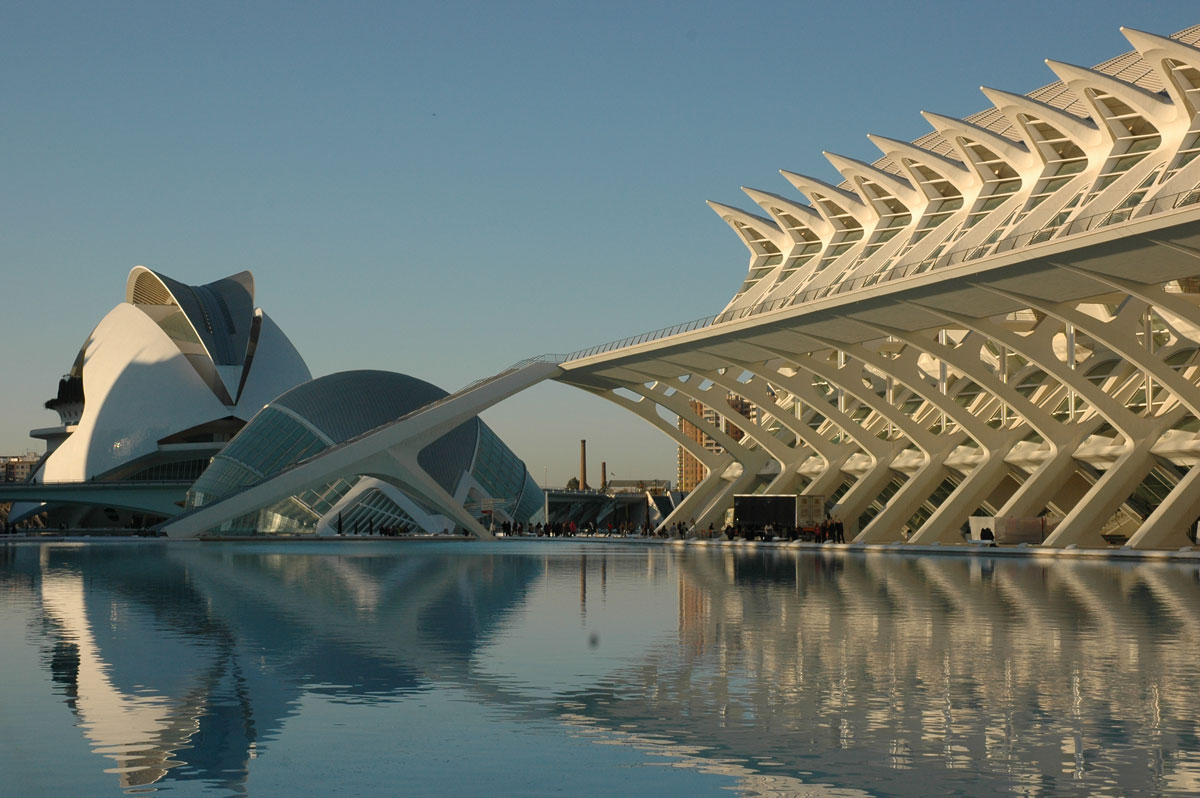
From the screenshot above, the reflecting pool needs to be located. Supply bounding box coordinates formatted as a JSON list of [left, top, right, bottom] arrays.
[[2, 541, 1200, 796]]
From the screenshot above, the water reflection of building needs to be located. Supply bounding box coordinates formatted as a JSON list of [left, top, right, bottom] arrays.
[[654, 550, 1200, 794], [7, 544, 540, 792], [8, 544, 1200, 795]]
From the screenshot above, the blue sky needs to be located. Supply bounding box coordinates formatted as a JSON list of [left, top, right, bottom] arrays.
[[2, 1, 1197, 485]]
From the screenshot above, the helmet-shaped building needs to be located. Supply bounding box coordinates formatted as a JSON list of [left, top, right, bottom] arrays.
[[15, 267, 311, 526]]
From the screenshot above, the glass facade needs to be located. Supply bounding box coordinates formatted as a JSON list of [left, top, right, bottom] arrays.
[[186, 406, 329, 509]]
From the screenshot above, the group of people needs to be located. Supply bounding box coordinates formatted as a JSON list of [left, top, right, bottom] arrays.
[[691, 516, 848, 543], [496, 520, 665, 538], [818, 515, 846, 543], [493, 516, 853, 542]]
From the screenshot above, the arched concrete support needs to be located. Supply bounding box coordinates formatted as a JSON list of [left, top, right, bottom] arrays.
[[582, 382, 734, 533], [751, 340, 964, 542], [909, 299, 1162, 534], [623, 378, 771, 532], [732, 362, 904, 537], [360, 449, 497, 539], [859, 323, 1063, 543], [911, 301, 1152, 440], [875, 318, 1063, 440], [587, 384, 729, 477], [977, 287, 1200, 546], [981, 286, 1200, 419], [797, 335, 1020, 542], [888, 303, 1111, 521], [1044, 266, 1200, 547], [697, 359, 922, 529], [316, 477, 447, 536], [1126, 461, 1200, 549], [659, 374, 794, 467], [680, 365, 835, 500], [640, 377, 779, 530]]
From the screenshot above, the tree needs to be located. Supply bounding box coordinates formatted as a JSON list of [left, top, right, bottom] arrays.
[[565, 477, 580, 490]]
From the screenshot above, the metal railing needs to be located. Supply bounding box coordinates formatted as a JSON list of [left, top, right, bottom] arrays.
[[0, 479, 193, 487], [561, 185, 1200, 363]]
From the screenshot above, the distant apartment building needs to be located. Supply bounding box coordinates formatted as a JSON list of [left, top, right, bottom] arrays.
[[3, 452, 41, 482], [676, 394, 756, 492]]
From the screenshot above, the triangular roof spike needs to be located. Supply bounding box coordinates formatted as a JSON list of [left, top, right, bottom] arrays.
[[739, 188, 834, 239], [920, 111, 1038, 173], [1121, 26, 1200, 65], [865, 134, 975, 190], [822, 151, 923, 208], [1044, 59, 1181, 128], [778, 171, 873, 226], [978, 86, 1104, 150], [705, 200, 791, 252], [1120, 27, 1200, 115]]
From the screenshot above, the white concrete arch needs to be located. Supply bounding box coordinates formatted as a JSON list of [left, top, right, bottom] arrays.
[[904, 299, 1157, 536], [798, 332, 1031, 542], [1121, 28, 1200, 116], [853, 323, 1075, 543], [681, 365, 841, 500], [779, 172, 877, 227], [750, 339, 971, 541], [824, 152, 924, 209], [624, 375, 774, 531], [865, 135, 976, 194], [979, 87, 1105, 153], [730, 361, 920, 539], [920, 111, 1039, 174], [1045, 60, 1183, 133], [977, 285, 1200, 547]]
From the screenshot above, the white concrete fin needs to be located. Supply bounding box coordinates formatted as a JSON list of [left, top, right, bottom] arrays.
[[1044, 59, 1179, 128], [979, 87, 1104, 150], [920, 111, 1039, 173], [865, 135, 976, 196], [823, 151, 923, 208]]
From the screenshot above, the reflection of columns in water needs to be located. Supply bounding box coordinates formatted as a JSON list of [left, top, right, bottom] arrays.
[[601, 555, 606, 599], [580, 553, 586, 620]]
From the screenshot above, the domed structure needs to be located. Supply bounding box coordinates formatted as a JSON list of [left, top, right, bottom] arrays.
[[185, 370, 544, 535], [12, 267, 310, 527]]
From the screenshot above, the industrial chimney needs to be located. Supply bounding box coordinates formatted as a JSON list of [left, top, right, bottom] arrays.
[[580, 439, 587, 490], [601, 461, 607, 491]]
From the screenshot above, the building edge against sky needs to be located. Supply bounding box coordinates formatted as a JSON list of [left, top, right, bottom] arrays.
[[12, 22, 1200, 549], [164, 20, 1200, 549], [3, 268, 543, 536], [547, 22, 1200, 550]]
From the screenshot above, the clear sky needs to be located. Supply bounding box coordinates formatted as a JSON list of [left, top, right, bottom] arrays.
[[2, 1, 1197, 486]]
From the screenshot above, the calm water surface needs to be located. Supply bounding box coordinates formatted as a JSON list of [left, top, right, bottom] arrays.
[[1, 541, 1199, 796]]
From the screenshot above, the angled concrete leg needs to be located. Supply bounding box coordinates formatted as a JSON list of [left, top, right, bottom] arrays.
[[834, 465, 898, 538], [369, 450, 494, 539], [909, 453, 1014, 544], [1127, 464, 1200, 549], [1043, 446, 1157, 548], [998, 446, 1083, 519], [857, 458, 951, 543], [662, 464, 732, 531]]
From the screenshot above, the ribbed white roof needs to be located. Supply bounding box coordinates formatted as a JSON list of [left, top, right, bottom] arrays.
[[861, 23, 1200, 182]]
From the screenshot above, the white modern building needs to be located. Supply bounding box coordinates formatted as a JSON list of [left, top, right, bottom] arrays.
[[8, 268, 310, 526], [552, 24, 1200, 550], [8, 268, 542, 535], [158, 23, 1200, 549]]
